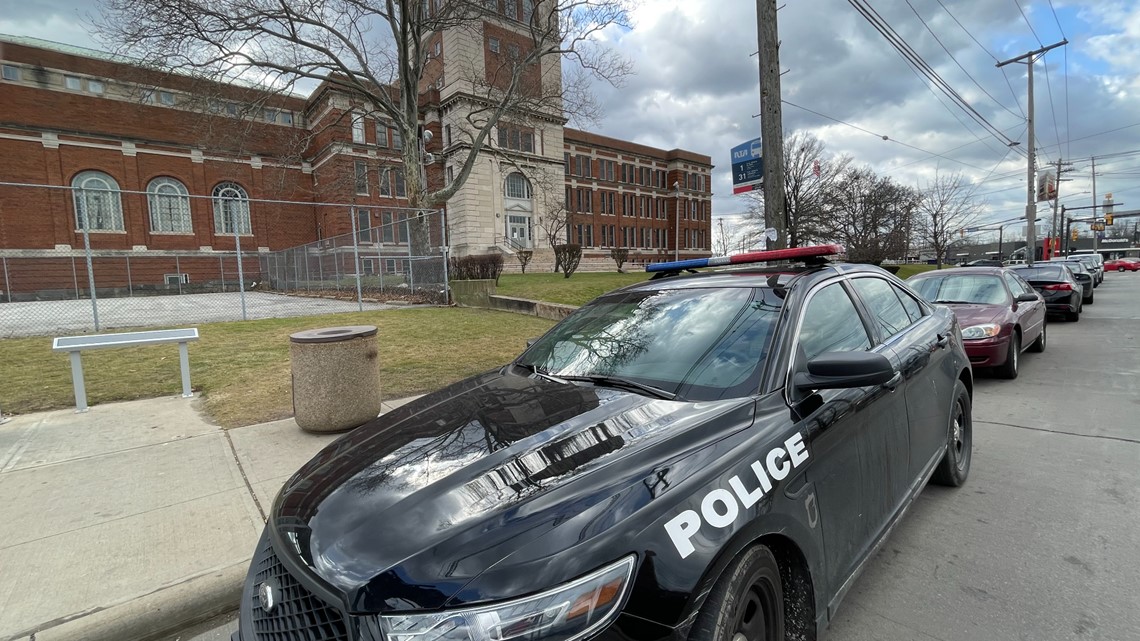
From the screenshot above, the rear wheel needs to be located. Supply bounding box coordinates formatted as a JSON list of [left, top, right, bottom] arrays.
[[1029, 322, 1046, 353], [996, 332, 1020, 379], [1086, 290, 1095, 305], [689, 545, 784, 641], [932, 380, 972, 487]]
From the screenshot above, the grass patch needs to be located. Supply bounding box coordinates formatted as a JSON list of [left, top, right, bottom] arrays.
[[0, 308, 554, 427], [895, 264, 941, 279], [495, 271, 650, 306]]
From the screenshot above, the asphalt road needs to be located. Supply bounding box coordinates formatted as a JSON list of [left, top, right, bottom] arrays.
[[173, 272, 1140, 641]]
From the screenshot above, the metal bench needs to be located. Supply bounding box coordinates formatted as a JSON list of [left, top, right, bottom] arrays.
[[52, 328, 200, 412]]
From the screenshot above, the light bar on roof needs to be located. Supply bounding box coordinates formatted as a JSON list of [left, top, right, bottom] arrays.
[[645, 244, 845, 273]]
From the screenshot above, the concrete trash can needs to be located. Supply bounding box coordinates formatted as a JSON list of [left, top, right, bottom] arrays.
[[290, 325, 381, 433]]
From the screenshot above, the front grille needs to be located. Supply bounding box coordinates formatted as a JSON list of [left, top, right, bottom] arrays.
[[249, 535, 349, 641]]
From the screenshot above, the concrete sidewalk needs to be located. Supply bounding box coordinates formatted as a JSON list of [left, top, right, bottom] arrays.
[[0, 394, 420, 641]]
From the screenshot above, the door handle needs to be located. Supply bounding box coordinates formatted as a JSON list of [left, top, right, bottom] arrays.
[[936, 334, 950, 349], [883, 372, 903, 390]]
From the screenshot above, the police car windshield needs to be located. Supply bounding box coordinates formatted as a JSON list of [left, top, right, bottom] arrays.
[[908, 274, 1008, 306], [517, 286, 783, 401]]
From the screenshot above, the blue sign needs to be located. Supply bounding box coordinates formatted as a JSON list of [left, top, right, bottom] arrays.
[[731, 138, 763, 194]]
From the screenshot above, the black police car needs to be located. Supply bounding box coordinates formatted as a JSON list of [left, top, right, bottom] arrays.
[[234, 245, 973, 641]]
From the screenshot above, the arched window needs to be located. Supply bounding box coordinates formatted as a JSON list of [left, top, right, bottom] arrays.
[[147, 177, 192, 233], [71, 171, 124, 231], [212, 182, 251, 235], [505, 173, 531, 199]]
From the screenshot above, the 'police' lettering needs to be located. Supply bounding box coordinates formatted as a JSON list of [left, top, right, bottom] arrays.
[[664, 432, 810, 558]]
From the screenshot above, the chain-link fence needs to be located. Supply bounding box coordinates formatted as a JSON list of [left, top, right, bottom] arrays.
[[0, 181, 448, 338], [259, 208, 448, 306]]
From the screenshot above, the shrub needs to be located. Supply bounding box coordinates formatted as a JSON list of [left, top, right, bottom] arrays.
[[450, 253, 505, 283], [554, 244, 582, 279]]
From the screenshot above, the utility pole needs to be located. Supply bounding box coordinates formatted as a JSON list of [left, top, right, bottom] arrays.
[[756, 0, 787, 250], [1091, 156, 1098, 252], [997, 39, 1067, 266]]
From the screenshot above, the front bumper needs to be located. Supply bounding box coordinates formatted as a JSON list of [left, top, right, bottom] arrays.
[[964, 336, 1010, 367]]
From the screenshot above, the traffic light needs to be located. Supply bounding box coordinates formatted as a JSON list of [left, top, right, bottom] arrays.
[[1105, 214, 1114, 226], [1071, 227, 1079, 242]]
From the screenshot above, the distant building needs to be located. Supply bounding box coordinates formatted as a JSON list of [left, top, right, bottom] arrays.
[[0, 19, 712, 294]]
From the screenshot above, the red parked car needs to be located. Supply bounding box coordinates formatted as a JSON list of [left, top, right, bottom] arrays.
[[907, 267, 1046, 379], [1104, 257, 1140, 272]]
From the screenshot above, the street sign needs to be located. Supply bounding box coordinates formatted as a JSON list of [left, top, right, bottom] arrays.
[[731, 137, 763, 195]]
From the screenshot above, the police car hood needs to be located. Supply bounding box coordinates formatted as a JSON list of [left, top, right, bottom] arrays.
[[270, 369, 749, 613]]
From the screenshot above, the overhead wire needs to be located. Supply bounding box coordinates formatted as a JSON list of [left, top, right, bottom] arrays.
[[903, 0, 1023, 120], [934, 0, 1027, 118], [846, 0, 1023, 151], [782, 99, 997, 172]]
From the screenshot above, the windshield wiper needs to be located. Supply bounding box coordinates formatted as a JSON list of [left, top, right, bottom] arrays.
[[932, 299, 976, 305], [521, 363, 568, 384], [559, 374, 677, 400]]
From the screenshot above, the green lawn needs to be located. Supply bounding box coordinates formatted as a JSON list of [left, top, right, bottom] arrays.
[[895, 264, 941, 279], [496, 271, 651, 306], [0, 308, 554, 427]]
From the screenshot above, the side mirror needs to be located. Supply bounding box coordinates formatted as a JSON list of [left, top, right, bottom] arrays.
[[1016, 292, 1039, 302], [793, 352, 896, 391]]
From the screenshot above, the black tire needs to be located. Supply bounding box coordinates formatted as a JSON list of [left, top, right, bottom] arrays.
[[1029, 322, 1046, 353], [996, 332, 1020, 379], [689, 546, 784, 641], [1086, 291, 1094, 305], [1067, 307, 1080, 322], [1120, 267, 1126, 272], [932, 380, 972, 486]]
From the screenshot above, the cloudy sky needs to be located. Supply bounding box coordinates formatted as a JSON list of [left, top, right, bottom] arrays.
[[4, 0, 1139, 241]]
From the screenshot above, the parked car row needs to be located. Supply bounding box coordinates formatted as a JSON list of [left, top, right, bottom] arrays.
[[905, 254, 1120, 379]]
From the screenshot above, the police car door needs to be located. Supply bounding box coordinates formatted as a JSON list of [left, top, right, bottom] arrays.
[[846, 276, 921, 526], [786, 279, 886, 600]]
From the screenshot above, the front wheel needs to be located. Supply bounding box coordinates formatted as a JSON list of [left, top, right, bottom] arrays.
[[932, 380, 972, 487], [689, 545, 784, 641], [996, 332, 1020, 379]]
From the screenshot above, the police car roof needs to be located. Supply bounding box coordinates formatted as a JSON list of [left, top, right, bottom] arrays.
[[616, 261, 888, 293]]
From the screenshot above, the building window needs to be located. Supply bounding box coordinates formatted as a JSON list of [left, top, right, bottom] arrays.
[[147, 177, 192, 233], [446, 165, 454, 184], [505, 173, 531, 199], [444, 124, 452, 146], [564, 152, 571, 175], [1, 65, 20, 81], [65, 75, 82, 90], [355, 160, 369, 195], [212, 182, 252, 235], [356, 208, 372, 242], [376, 122, 389, 147], [263, 108, 277, 122], [393, 171, 407, 197], [72, 171, 124, 231], [88, 80, 104, 94], [489, 37, 500, 54], [392, 125, 403, 149], [281, 111, 293, 125], [159, 91, 175, 105], [522, 0, 534, 23], [379, 169, 392, 196], [351, 112, 366, 144]]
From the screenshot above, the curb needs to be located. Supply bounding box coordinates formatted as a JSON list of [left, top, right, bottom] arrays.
[[26, 561, 247, 641]]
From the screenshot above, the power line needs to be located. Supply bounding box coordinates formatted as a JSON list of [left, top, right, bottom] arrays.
[[782, 99, 997, 171], [934, 0, 1026, 118], [904, 0, 1022, 120], [1013, 0, 1043, 45], [846, 0, 1023, 150], [1035, 121, 1140, 154], [890, 123, 1027, 170], [1046, 0, 1067, 38]]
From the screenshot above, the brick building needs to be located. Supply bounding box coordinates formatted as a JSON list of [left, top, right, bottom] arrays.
[[0, 20, 711, 296]]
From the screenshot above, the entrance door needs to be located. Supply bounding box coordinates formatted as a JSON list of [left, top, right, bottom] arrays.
[[508, 215, 531, 248]]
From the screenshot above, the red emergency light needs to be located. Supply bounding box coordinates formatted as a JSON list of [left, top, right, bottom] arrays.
[[646, 244, 845, 273]]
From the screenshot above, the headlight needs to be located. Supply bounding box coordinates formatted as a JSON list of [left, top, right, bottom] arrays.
[[378, 556, 636, 641], [960, 324, 1001, 340]]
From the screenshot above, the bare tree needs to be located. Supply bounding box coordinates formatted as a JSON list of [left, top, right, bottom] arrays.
[[713, 218, 737, 256], [917, 172, 984, 268], [746, 131, 852, 247], [820, 167, 920, 264], [96, 0, 633, 256]]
